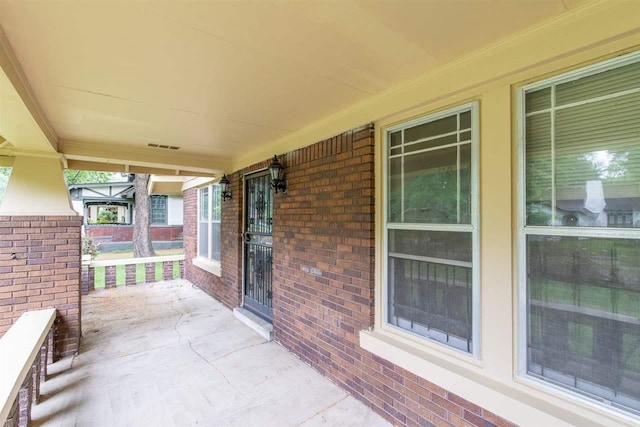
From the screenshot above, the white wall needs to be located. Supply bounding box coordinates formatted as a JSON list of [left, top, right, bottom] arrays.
[[71, 200, 84, 216], [167, 195, 183, 225]]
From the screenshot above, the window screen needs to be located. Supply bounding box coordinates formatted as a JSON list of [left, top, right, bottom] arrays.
[[522, 54, 640, 414], [386, 104, 478, 354], [198, 185, 221, 263]]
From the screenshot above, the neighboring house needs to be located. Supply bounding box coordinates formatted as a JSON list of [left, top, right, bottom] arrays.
[[69, 178, 185, 251], [527, 181, 640, 228], [69, 181, 135, 224]]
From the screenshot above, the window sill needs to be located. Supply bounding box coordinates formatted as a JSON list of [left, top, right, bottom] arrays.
[[360, 329, 636, 427], [192, 257, 221, 277]]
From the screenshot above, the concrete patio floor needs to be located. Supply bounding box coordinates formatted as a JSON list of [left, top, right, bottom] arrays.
[[32, 280, 390, 427]]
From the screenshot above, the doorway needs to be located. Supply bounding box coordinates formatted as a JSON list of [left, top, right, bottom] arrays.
[[243, 171, 274, 321]]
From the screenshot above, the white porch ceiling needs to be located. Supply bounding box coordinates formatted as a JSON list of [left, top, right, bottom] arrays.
[[0, 0, 584, 175]]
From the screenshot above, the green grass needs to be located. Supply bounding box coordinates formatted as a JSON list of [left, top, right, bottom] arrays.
[[155, 263, 162, 281], [116, 265, 125, 286], [173, 261, 180, 279], [136, 264, 145, 283], [94, 266, 105, 289]]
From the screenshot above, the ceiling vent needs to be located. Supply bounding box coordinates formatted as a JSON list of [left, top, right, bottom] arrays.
[[147, 143, 180, 150]]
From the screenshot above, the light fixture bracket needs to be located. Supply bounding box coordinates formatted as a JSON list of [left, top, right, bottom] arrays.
[[219, 174, 232, 201], [268, 155, 286, 194]]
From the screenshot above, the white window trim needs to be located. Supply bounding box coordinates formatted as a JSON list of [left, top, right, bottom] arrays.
[[361, 89, 640, 426], [192, 256, 221, 277], [516, 50, 640, 418], [196, 184, 221, 277], [377, 101, 481, 358]]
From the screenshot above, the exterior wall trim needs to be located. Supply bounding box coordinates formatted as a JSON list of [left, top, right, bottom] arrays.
[[361, 330, 636, 427], [192, 257, 221, 277]]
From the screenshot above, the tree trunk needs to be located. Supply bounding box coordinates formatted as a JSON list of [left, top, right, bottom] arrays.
[[133, 174, 156, 258]]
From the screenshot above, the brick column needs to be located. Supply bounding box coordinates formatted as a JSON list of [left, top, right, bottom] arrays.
[[32, 350, 42, 404], [162, 261, 173, 280], [81, 261, 90, 295], [87, 267, 95, 293], [40, 333, 50, 381], [125, 264, 136, 286], [145, 262, 156, 282], [179, 260, 185, 278], [104, 265, 117, 289], [0, 216, 82, 359], [18, 366, 33, 427]]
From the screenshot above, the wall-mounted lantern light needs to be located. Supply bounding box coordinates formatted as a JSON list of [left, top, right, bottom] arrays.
[[268, 155, 286, 194], [219, 174, 232, 201]]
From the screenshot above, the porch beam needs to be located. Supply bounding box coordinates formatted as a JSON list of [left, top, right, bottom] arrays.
[[0, 155, 76, 216], [60, 140, 227, 176], [0, 24, 58, 154]]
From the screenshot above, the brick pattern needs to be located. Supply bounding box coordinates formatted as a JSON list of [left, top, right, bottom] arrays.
[[125, 264, 136, 286], [18, 367, 32, 427], [0, 216, 82, 359], [181, 127, 516, 426], [145, 263, 155, 282], [104, 265, 117, 289], [269, 126, 516, 427], [85, 224, 183, 242], [81, 261, 90, 295], [162, 261, 173, 280]]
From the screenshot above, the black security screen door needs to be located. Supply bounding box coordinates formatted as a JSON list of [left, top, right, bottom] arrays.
[[243, 171, 274, 321]]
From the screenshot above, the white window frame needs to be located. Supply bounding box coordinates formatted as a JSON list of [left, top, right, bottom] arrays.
[[382, 102, 481, 357], [195, 184, 221, 276], [517, 50, 640, 415]]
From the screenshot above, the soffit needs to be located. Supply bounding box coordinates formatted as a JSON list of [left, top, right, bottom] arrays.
[[0, 0, 584, 173], [148, 175, 189, 196]]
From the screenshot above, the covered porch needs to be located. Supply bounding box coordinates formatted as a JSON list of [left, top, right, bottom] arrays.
[[2, 1, 640, 426], [30, 279, 388, 426]]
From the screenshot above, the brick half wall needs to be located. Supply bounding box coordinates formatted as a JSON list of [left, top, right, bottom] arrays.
[[0, 216, 82, 359]]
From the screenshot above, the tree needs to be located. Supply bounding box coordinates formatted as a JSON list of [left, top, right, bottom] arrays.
[[132, 174, 156, 257], [64, 169, 115, 185], [0, 167, 11, 204]]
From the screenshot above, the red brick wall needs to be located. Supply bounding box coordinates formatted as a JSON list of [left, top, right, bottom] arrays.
[[0, 215, 82, 359], [183, 188, 227, 304], [85, 225, 183, 242], [182, 126, 516, 427], [183, 160, 270, 309], [270, 126, 515, 427], [219, 170, 243, 308]]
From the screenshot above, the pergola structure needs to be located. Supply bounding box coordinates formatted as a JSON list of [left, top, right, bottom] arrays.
[[2, 2, 640, 427]]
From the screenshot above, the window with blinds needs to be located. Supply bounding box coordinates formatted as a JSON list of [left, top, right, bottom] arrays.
[[385, 103, 479, 354], [521, 53, 640, 415]]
